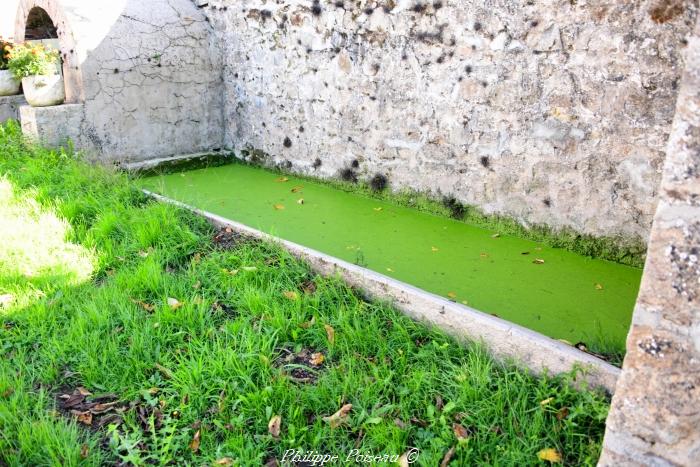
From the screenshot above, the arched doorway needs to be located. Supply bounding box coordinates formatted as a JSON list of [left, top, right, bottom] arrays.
[[14, 0, 83, 103], [24, 7, 57, 40]]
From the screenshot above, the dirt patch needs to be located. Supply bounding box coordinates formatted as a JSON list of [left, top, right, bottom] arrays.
[[275, 348, 326, 384], [649, 0, 684, 23], [213, 226, 257, 250]]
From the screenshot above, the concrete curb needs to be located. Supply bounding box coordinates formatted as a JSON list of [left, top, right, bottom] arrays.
[[144, 189, 621, 394]]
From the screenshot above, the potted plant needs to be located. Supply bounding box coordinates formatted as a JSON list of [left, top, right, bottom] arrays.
[[0, 39, 21, 96], [8, 43, 64, 107]]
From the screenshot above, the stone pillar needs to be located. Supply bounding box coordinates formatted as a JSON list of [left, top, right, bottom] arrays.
[[599, 15, 700, 467]]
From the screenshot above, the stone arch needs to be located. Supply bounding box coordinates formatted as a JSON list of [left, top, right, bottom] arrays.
[[14, 0, 83, 103]]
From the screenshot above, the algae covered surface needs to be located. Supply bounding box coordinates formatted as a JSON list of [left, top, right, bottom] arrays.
[[139, 163, 642, 352]]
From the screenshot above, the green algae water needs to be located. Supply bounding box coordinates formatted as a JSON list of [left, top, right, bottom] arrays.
[[139, 163, 642, 352]]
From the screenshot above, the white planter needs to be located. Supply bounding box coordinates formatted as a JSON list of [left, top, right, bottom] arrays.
[[0, 70, 21, 96], [22, 74, 65, 107]]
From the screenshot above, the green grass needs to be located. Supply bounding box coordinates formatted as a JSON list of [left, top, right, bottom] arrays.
[[0, 120, 609, 465]]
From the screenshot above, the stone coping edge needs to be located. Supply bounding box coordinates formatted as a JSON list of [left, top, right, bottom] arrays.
[[143, 189, 621, 394]]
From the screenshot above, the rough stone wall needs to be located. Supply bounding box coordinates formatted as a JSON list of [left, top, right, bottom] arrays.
[[201, 0, 696, 240], [14, 0, 225, 162], [599, 12, 700, 466], [77, 0, 224, 162]]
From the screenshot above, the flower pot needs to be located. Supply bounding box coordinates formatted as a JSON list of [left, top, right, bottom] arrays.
[[0, 70, 21, 96], [22, 74, 65, 107]]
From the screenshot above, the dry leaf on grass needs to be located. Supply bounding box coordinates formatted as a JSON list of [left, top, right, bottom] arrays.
[[268, 415, 282, 439], [273, 204, 285, 210], [309, 352, 325, 366], [275, 177, 289, 182], [291, 185, 303, 193], [215, 458, 233, 466], [80, 444, 89, 459], [533, 258, 545, 264], [453, 423, 470, 440], [282, 291, 299, 300], [130, 298, 155, 312], [537, 448, 562, 463], [440, 446, 456, 467], [189, 429, 201, 452], [167, 297, 183, 310], [324, 324, 335, 345], [322, 403, 352, 428], [299, 316, 316, 329], [447, 292, 457, 299], [540, 397, 553, 406]]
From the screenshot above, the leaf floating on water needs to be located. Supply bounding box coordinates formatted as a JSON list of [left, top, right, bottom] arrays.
[[275, 177, 289, 182], [322, 403, 352, 428], [373, 207, 383, 212], [537, 448, 562, 463], [595, 283, 604, 290], [273, 204, 285, 210], [533, 258, 545, 264], [447, 292, 457, 299], [491, 233, 501, 238], [282, 290, 299, 300], [291, 185, 304, 193]]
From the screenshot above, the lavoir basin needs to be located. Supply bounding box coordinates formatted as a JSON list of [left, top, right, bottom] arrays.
[[139, 163, 642, 355]]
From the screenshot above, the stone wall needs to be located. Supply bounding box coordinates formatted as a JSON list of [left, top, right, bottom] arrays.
[[13, 0, 225, 162], [599, 11, 700, 465], [201, 0, 696, 241]]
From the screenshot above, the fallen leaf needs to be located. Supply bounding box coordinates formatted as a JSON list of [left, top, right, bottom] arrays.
[[215, 458, 233, 466], [322, 403, 352, 428], [540, 397, 553, 406], [297, 198, 304, 205], [189, 430, 201, 452], [80, 444, 89, 459], [386, 267, 394, 272], [556, 407, 569, 420], [521, 251, 530, 255], [479, 252, 489, 258], [76, 387, 92, 396], [431, 246, 439, 252], [491, 233, 501, 238], [299, 316, 316, 329], [291, 185, 304, 193], [300, 280, 317, 294], [324, 324, 335, 345], [167, 297, 183, 310], [282, 290, 299, 300], [447, 292, 457, 299], [73, 410, 93, 426], [394, 418, 406, 429], [273, 204, 285, 210], [533, 258, 545, 264], [268, 415, 282, 439], [461, 300, 469, 305], [310, 352, 325, 366], [453, 423, 470, 440], [440, 446, 456, 467], [192, 253, 201, 263], [537, 448, 561, 463], [130, 298, 155, 312], [373, 207, 383, 211], [595, 283, 604, 290], [155, 363, 174, 379], [275, 177, 289, 182]]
